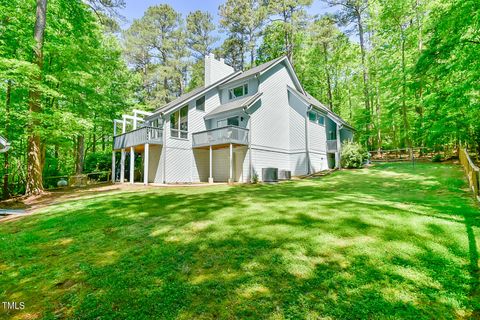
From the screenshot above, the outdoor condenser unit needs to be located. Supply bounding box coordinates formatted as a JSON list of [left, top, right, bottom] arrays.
[[262, 167, 278, 183], [278, 170, 291, 180]]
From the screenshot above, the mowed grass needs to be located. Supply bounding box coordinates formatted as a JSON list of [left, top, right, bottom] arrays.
[[1, 162, 480, 319]]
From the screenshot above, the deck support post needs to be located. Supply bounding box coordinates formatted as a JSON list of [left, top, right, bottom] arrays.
[[144, 143, 149, 185], [130, 147, 135, 184], [111, 151, 116, 183], [120, 149, 125, 183], [336, 125, 341, 169], [228, 143, 233, 184], [208, 145, 213, 184]]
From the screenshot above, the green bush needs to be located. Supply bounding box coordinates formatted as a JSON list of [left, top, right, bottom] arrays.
[[432, 154, 443, 162], [84, 151, 112, 173], [341, 141, 368, 169]]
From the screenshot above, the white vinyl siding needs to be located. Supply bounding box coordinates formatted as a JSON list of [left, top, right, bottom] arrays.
[[252, 62, 293, 151]]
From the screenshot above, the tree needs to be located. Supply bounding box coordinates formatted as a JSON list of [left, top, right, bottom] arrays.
[[219, 0, 267, 69], [186, 10, 218, 58], [266, 0, 313, 64], [26, 0, 48, 195], [123, 4, 188, 106], [326, 0, 372, 147], [1, 0, 132, 197]]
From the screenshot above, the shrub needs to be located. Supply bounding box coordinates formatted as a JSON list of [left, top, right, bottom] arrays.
[[252, 170, 259, 184], [84, 151, 112, 173], [432, 154, 443, 162], [341, 141, 368, 169]]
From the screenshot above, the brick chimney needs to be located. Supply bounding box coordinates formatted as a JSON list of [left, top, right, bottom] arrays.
[[204, 53, 235, 86]]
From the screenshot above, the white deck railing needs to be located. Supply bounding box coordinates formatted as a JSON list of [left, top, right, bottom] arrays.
[[327, 140, 338, 152], [113, 126, 163, 150], [192, 126, 249, 148]]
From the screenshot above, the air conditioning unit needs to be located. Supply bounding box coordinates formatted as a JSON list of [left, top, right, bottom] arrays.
[[262, 167, 278, 183], [278, 170, 291, 180]]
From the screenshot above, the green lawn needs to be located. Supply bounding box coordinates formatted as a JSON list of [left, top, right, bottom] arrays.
[[1, 162, 480, 319]]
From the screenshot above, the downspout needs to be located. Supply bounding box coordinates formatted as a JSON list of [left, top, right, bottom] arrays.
[[305, 105, 312, 175], [337, 124, 343, 169], [244, 73, 260, 183], [161, 112, 167, 184], [244, 106, 253, 183]]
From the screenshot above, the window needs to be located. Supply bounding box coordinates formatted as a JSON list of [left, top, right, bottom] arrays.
[[329, 131, 336, 140], [170, 105, 188, 139], [317, 115, 325, 126], [228, 84, 248, 100], [217, 116, 239, 128], [196, 96, 205, 111], [308, 110, 325, 126]]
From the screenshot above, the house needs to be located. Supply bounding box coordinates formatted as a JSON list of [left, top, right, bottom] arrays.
[[0, 135, 9, 153], [111, 54, 354, 184]]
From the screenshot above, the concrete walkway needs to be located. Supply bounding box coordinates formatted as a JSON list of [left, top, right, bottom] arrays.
[[0, 209, 26, 215]]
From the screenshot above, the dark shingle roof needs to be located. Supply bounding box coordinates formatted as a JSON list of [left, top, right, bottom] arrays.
[[148, 71, 241, 118], [288, 86, 355, 130], [228, 56, 286, 83], [205, 92, 263, 119], [153, 86, 205, 113]]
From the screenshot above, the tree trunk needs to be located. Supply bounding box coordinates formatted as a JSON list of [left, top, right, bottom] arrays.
[[101, 133, 106, 151], [356, 10, 371, 148], [92, 122, 97, 153], [400, 32, 411, 154], [322, 43, 333, 110], [76, 135, 85, 175], [3, 80, 11, 199], [26, 0, 47, 196]]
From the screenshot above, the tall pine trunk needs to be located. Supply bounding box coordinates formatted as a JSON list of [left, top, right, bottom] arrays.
[[76, 135, 85, 175], [26, 0, 47, 196], [3, 80, 11, 199], [356, 9, 371, 148], [400, 31, 411, 154], [322, 43, 333, 110]]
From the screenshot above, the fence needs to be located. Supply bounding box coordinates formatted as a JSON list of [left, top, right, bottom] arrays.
[[368, 147, 445, 162], [43, 171, 111, 190], [459, 148, 480, 201]]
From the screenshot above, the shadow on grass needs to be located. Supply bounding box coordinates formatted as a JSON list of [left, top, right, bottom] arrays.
[[1, 162, 479, 319]]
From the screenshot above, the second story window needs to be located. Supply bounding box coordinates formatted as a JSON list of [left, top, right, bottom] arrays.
[[217, 116, 239, 128], [229, 84, 248, 100], [196, 96, 205, 111], [308, 110, 325, 126], [170, 105, 188, 139], [317, 115, 325, 126]]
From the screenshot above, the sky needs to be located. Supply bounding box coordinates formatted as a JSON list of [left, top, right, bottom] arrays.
[[118, 0, 337, 30]]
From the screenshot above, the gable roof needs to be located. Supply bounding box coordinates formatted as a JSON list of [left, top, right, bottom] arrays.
[[287, 85, 355, 131], [146, 70, 241, 119], [226, 56, 305, 94], [228, 56, 285, 83], [205, 92, 263, 119]]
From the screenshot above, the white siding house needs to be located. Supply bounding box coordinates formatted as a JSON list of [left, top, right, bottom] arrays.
[[112, 54, 354, 184]]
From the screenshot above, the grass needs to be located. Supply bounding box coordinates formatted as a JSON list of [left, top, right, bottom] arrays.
[[1, 162, 480, 319]]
